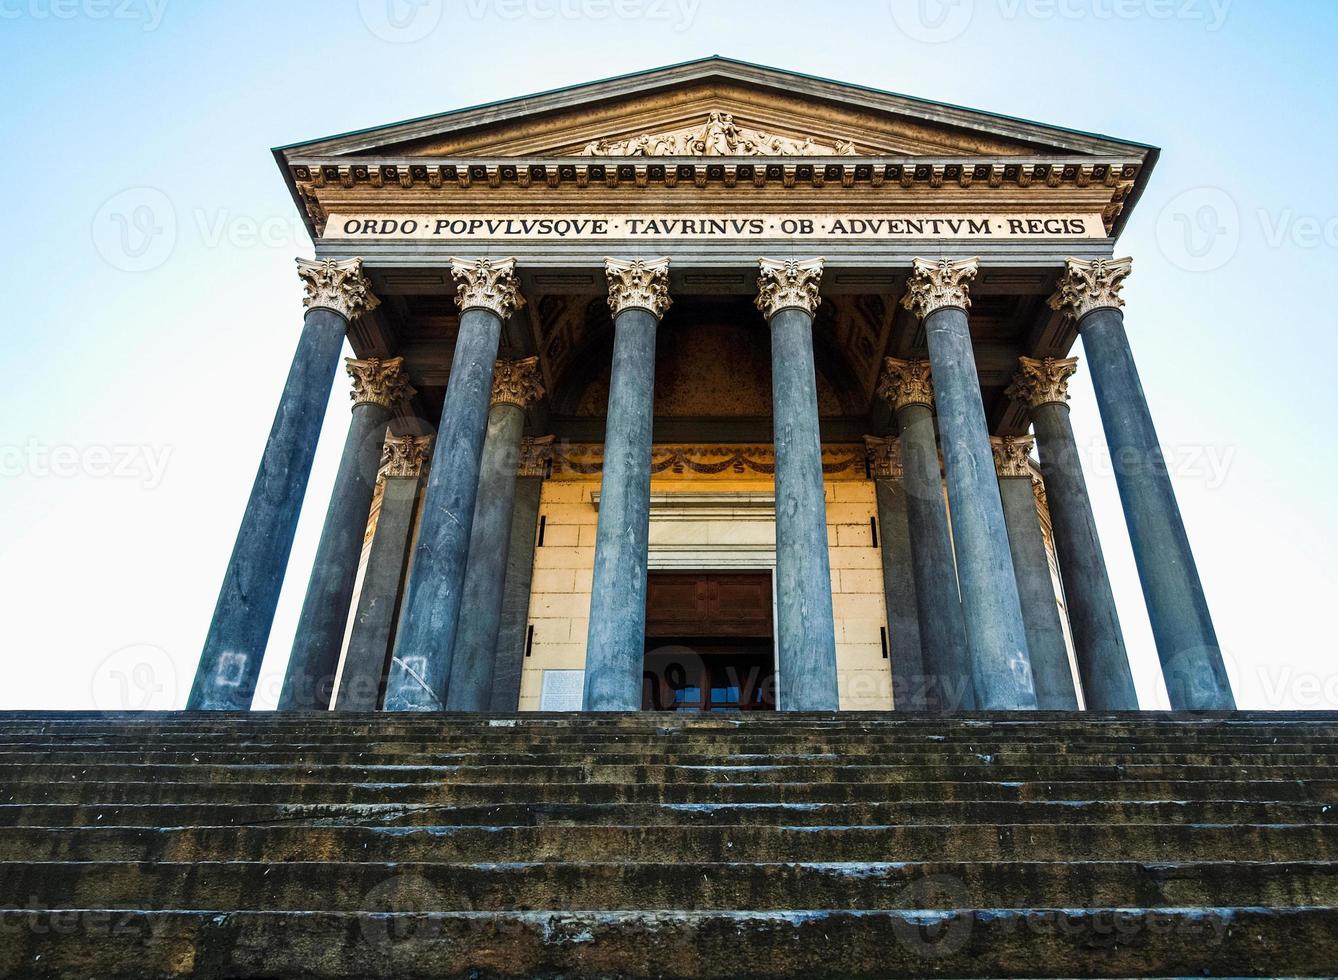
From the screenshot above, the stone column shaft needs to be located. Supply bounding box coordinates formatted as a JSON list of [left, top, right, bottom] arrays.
[[758, 258, 839, 712], [1052, 257, 1232, 709], [584, 258, 671, 711], [878, 360, 974, 711], [992, 437, 1080, 710], [905, 258, 1037, 710], [384, 258, 523, 711], [489, 463, 545, 711], [189, 258, 376, 711], [446, 358, 544, 711], [334, 434, 430, 711], [280, 358, 412, 710]]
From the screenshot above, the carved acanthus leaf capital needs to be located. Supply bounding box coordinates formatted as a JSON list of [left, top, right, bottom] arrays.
[[901, 257, 980, 318], [381, 434, 433, 480], [518, 434, 556, 478], [863, 435, 903, 480], [990, 435, 1036, 479], [491, 356, 545, 409], [347, 357, 415, 410], [1048, 256, 1132, 321], [296, 257, 379, 321], [1007, 356, 1079, 409], [450, 257, 525, 319], [605, 256, 672, 319], [755, 257, 824, 319], [876, 357, 935, 413]]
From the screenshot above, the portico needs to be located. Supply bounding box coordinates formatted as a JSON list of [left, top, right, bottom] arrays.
[[189, 57, 1233, 713]]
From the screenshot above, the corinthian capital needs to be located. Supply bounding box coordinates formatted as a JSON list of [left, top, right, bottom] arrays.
[[863, 435, 903, 480], [347, 357, 415, 410], [450, 257, 525, 319], [605, 257, 672, 319], [901, 257, 980, 318], [1007, 356, 1079, 409], [491, 356, 545, 409], [1048, 257, 1132, 321], [990, 435, 1035, 479], [876, 357, 935, 413], [297, 257, 379, 321], [755, 257, 824, 319], [381, 434, 433, 480]]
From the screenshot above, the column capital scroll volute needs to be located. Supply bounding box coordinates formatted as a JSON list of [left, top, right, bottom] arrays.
[[1006, 356, 1079, 409], [296, 257, 379, 321], [491, 356, 545, 409], [755, 257, 824, 319], [1048, 256, 1133, 322], [450, 257, 525, 319], [380, 434, 433, 480], [863, 435, 903, 480], [990, 435, 1036, 479], [605, 256, 672, 319], [901, 256, 980, 319], [346, 356, 415, 410], [876, 357, 935, 413]]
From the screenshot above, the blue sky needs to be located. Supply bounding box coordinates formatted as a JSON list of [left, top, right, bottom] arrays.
[[1, 0, 1334, 711]]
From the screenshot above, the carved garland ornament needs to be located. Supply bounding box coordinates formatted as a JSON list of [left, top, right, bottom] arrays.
[[876, 357, 935, 413], [450, 257, 525, 319], [755, 258, 824, 319], [296, 257, 379, 321], [581, 112, 857, 157], [902, 256, 981, 318], [1007, 356, 1079, 408], [990, 435, 1036, 479], [347, 357, 415, 410], [863, 435, 904, 480], [605, 257, 672, 319], [491, 356, 545, 409], [381, 434, 433, 479], [1049, 256, 1133, 322], [549, 444, 865, 478]]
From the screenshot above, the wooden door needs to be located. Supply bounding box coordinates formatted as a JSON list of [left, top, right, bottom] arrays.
[[645, 571, 772, 638]]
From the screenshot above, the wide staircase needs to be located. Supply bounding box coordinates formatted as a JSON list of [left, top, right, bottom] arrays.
[[0, 711, 1336, 978]]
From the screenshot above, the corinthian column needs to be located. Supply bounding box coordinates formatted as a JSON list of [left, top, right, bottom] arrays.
[[446, 357, 545, 711], [335, 434, 432, 711], [583, 257, 670, 711], [383, 258, 524, 711], [875, 359, 973, 710], [990, 435, 1079, 710], [280, 357, 414, 710], [756, 258, 839, 711], [1008, 355, 1137, 709], [903, 257, 1037, 710], [189, 257, 377, 711], [1050, 257, 1233, 708]]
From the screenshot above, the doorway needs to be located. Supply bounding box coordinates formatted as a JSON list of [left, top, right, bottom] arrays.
[[641, 571, 776, 712]]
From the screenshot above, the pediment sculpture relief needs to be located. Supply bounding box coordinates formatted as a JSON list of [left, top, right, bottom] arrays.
[[580, 111, 856, 156]]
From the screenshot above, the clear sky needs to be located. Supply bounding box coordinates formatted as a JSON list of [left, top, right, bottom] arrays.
[[1, 0, 1334, 712]]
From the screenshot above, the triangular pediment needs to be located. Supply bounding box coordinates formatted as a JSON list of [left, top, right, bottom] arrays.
[[277, 57, 1154, 162]]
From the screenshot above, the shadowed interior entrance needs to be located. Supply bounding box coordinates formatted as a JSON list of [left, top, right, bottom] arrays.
[[641, 571, 776, 712]]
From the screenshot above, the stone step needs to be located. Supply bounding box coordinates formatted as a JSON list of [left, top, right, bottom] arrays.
[[2, 798, 1334, 829], [2, 905, 1334, 979], [2, 858, 1335, 912], [2, 822, 1333, 864], [8, 760, 1335, 786], [10, 777, 1336, 806]]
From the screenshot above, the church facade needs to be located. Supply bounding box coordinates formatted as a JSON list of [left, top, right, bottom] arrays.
[[187, 57, 1233, 717]]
